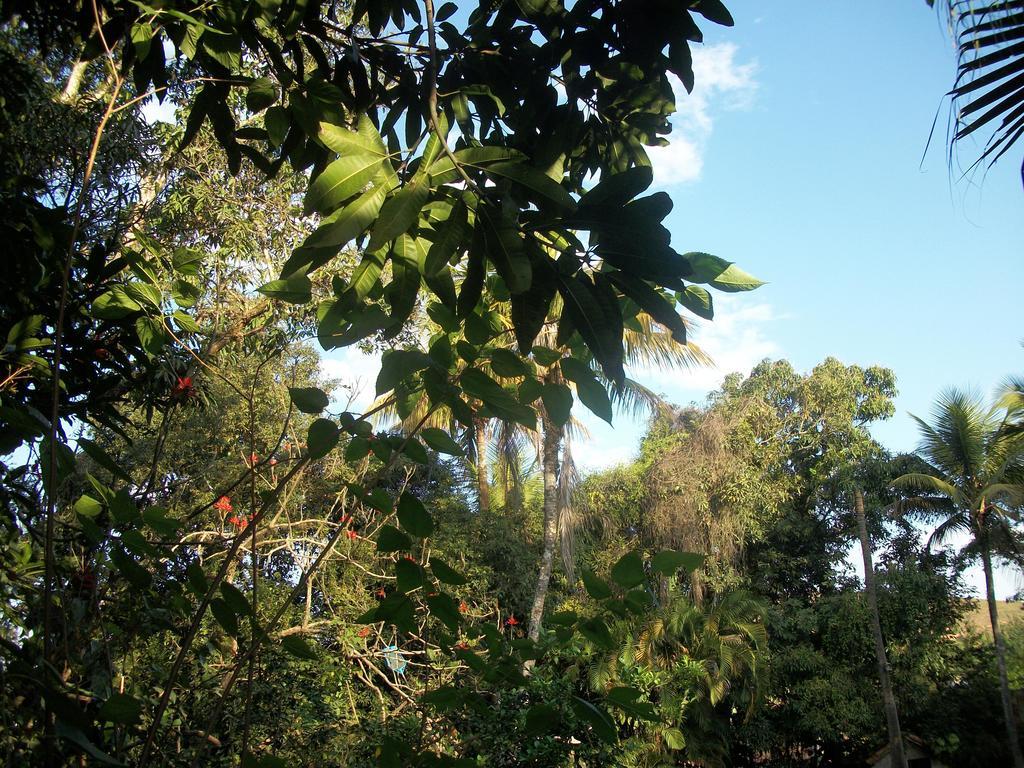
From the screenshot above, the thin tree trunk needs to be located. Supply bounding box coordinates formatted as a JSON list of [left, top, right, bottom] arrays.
[[982, 542, 1024, 768], [527, 411, 562, 642], [854, 489, 907, 768], [474, 419, 490, 513]]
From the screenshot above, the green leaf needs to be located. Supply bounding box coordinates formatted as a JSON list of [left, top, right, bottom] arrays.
[[557, 274, 624, 385], [579, 166, 653, 207], [295, 183, 392, 257], [281, 635, 318, 660], [395, 558, 425, 593], [257, 275, 312, 304], [317, 116, 388, 157], [605, 686, 658, 721], [541, 382, 573, 427], [581, 568, 612, 600], [678, 285, 713, 320], [78, 438, 132, 483], [366, 178, 429, 252], [245, 77, 278, 112], [289, 387, 330, 414], [265, 105, 289, 147], [532, 347, 561, 366], [92, 287, 142, 320], [425, 593, 461, 631], [97, 692, 143, 725], [134, 316, 167, 356], [75, 494, 102, 518], [651, 550, 705, 576], [606, 272, 687, 344], [377, 524, 412, 553], [305, 154, 384, 215], [421, 427, 464, 456], [202, 32, 241, 69], [686, 253, 764, 292], [489, 348, 532, 378], [210, 597, 239, 636], [376, 349, 433, 396], [402, 438, 429, 464], [429, 557, 468, 585], [571, 697, 617, 744], [220, 582, 252, 616], [186, 561, 209, 597], [663, 727, 686, 750], [110, 547, 151, 589], [484, 162, 576, 211], [610, 551, 646, 588], [428, 145, 525, 184], [478, 205, 530, 294], [559, 358, 613, 424], [142, 506, 179, 537], [307, 419, 340, 459], [460, 369, 537, 430], [397, 492, 434, 537]]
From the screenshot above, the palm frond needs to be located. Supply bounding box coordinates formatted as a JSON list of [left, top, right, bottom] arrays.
[[936, 0, 1024, 177]]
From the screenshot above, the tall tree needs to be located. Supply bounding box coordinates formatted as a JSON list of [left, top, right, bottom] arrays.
[[854, 487, 908, 768], [895, 389, 1024, 768]]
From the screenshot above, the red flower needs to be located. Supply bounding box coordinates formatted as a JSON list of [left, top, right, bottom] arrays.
[[95, 348, 110, 360], [213, 496, 233, 513], [171, 376, 195, 400], [248, 452, 259, 465], [505, 616, 519, 627], [339, 515, 350, 524], [269, 458, 277, 466], [228, 516, 240, 526], [458, 601, 468, 613], [403, 555, 417, 562], [346, 530, 358, 540], [454, 641, 468, 651], [375, 588, 386, 599], [357, 627, 371, 638]]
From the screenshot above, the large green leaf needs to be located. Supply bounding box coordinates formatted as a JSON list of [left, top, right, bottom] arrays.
[[366, 178, 430, 252], [478, 205, 530, 294], [318, 115, 388, 157], [376, 349, 433, 396], [678, 285, 713, 320], [300, 182, 388, 253], [304, 154, 384, 214], [687, 252, 764, 292], [571, 697, 617, 744], [307, 419, 339, 459], [560, 358, 613, 424], [484, 161, 576, 211], [651, 550, 705, 576], [257, 275, 312, 304], [460, 369, 537, 429], [610, 551, 646, 588], [421, 427, 465, 456], [557, 274, 624, 385], [289, 387, 329, 414], [397, 492, 434, 537], [541, 382, 573, 427]]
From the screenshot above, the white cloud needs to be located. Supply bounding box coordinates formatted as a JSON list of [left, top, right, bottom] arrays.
[[320, 347, 382, 413], [648, 43, 758, 186]]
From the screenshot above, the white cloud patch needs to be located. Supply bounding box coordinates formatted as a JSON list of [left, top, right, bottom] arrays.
[[648, 42, 757, 186], [630, 295, 781, 402], [320, 347, 382, 413]]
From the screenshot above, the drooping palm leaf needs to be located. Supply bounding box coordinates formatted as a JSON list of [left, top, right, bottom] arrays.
[[932, 0, 1024, 179]]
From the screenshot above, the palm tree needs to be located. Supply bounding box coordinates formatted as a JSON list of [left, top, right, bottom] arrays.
[[894, 389, 1024, 768], [590, 585, 766, 767], [929, 0, 1024, 181]]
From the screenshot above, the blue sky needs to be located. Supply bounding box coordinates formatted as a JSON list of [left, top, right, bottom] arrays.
[[325, 1, 1023, 595]]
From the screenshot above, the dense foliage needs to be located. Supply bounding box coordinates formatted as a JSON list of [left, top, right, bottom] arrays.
[[1, 1, 1021, 767]]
